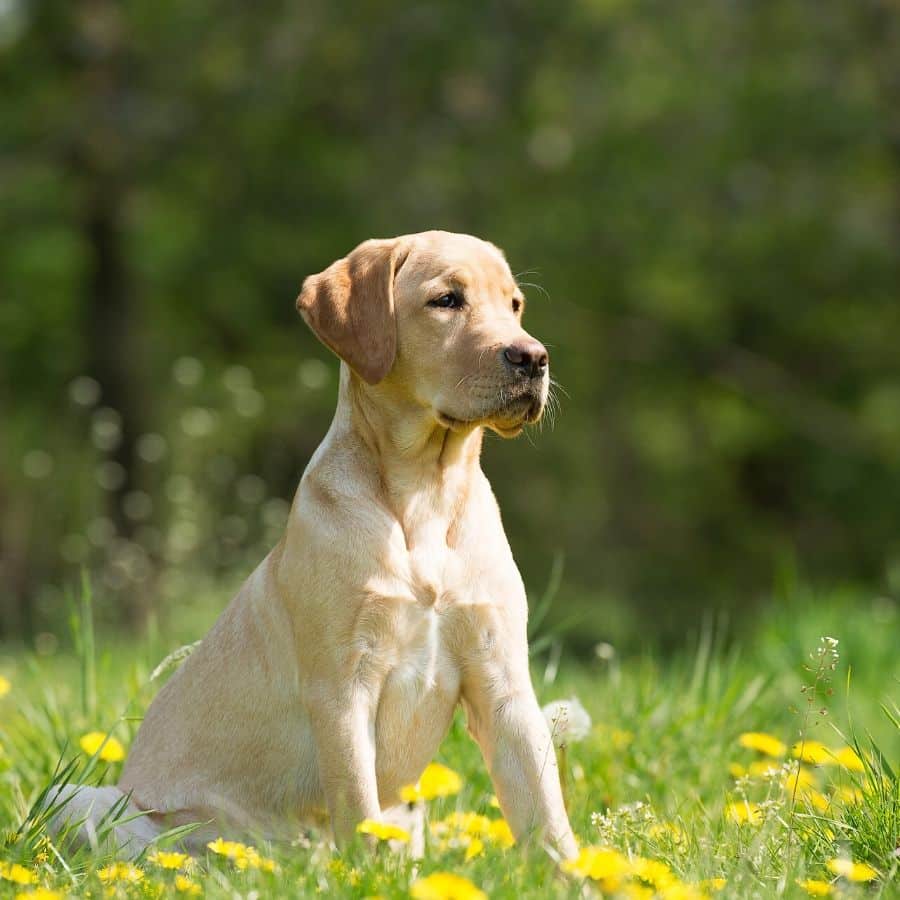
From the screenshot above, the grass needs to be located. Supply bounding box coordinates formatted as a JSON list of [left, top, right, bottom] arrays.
[[0, 582, 897, 899]]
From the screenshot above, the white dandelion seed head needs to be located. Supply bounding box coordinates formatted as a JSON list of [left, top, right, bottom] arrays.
[[542, 696, 592, 747]]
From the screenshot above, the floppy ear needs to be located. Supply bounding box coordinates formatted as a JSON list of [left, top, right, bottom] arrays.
[[296, 238, 409, 385]]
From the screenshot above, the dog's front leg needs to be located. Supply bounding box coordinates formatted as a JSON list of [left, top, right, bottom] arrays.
[[461, 625, 578, 859], [306, 682, 380, 846]]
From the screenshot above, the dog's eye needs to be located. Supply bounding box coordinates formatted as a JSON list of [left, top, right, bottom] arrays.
[[428, 292, 464, 310]]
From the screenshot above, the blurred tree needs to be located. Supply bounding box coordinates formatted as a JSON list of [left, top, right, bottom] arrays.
[[1, 0, 898, 647]]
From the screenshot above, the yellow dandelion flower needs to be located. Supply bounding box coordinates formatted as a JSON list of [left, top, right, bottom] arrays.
[[782, 766, 817, 794], [210, 837, 237, 856], [400, 762, 463, 803], [14, 890, 64, 900], [487, 818, 515, 848], [148, 850, 190, 870], [231, 845, 277, 872], [728, 762, 746, 778], [1, 862, 37, 885], [0, 675, 11, 698], [612, 728, 635, 750], [464, 837, 484, 860], [356, 819, 411, 843], [79, 731, 125, 763], [725, 801, 763, 825], [797, 879, 832, 896], [630, 857, 675, 887], [443, 812, 491, 836], [791, 741, 833, 765], [621, 885, 655, 900], [826, 859, 877, 882], [657, 885, 709, 900], [738, 732, 786, 757], [648, 821, 686, 845], [97, 862, 143, 884], [700, 878, 727, 892], [804, 790, 831, 812], [561, 846, 630, 888], [747, 760, 782, 778], [207, 837, 274, 869], [410, 872, 487, 900], [174, 874, 201, 895], [832, 746, 864, 772]]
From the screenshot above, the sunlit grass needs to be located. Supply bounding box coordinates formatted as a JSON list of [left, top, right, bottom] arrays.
[[0, 587, 897, 898]]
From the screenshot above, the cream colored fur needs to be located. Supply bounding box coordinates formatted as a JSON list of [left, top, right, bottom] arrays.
[[51, 231, 577, 860]]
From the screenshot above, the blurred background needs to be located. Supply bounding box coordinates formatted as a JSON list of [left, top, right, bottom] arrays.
[[2, 0, 899, 653]]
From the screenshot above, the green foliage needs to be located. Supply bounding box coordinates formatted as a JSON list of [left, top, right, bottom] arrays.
[[0, 586, 897, 897], [2, 1, 900, 644]]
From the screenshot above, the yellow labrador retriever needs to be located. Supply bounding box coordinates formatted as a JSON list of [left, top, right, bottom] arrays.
[[51, 230, 577, 860]]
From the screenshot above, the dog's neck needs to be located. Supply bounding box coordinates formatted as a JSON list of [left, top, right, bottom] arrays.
[[332, 366, 483, 543]]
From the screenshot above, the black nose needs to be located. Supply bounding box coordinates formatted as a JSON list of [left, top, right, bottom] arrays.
[[503, 339, 549, 378]]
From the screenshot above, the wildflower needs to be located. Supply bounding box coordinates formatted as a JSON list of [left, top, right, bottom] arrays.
[[621, 886, 655, 900], [430, 812, 514, 855], [561, 846, 630, 890], [14, 890, 64, 900], [630, 857, 675, 888], [797, 880, 833, 896], [724, 801, 763, 825], [79, 731, 125, 763], [1, 862, 37, 885], [400, 762, 462, 803], [148, 850, 190, 870], [488, 818, 514, 848], [206, 838, 277, 871], [826, 858, 878, 882], [542, 697, 592, 747], [832, 746, 864, 771], [464, 837, 484, 860], [174, 874, 202, 895], [97, 862, 143, 884], [356, 819, 411, 843], [803, 790, 830, 812], [207, 837, 243, 859], [441, 811, 490, 835], [700, 878, 727, 892], [791, 740, 833, 765], [738, 732, 786, 757], [656, 885, 709, 900], [410, 872, 487, 900], [0, 675, 10, 698], [647, 821, 686, 845], [746, 760, 783, 779], [782, 765, 817, 794], [728, 762, 746, 778]]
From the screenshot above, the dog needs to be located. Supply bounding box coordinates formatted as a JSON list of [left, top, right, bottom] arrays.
[[49, 230, 577, 860]]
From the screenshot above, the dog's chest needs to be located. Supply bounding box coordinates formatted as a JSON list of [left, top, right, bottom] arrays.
[[355, 524, 473, 770], [365, 585, 464, 799]]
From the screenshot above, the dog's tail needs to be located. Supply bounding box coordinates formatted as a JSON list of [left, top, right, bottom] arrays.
[[45, 784, 161, 857]]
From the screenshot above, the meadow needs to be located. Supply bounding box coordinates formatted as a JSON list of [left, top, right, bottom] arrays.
[[0, 582, 897, 899]]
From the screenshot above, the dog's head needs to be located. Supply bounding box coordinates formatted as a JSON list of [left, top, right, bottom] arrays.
[[297, 231, 549, 438]]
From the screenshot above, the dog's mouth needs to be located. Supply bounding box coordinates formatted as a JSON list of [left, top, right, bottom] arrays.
[[437, 390, 546, 438]]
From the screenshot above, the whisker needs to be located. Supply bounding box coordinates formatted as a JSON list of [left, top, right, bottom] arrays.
[[517, 280, 551, 303], [549, 376, 570, 400]]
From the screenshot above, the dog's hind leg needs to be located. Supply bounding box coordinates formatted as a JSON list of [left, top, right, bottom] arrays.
[[45, 784, 161, 858]]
